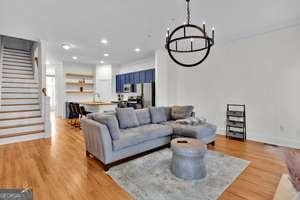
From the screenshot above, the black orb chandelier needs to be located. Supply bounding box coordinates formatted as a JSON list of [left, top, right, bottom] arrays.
[[165, 0, 215, 67]]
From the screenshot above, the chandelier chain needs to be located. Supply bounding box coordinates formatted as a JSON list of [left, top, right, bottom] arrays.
[[187, 0, 191, 24]]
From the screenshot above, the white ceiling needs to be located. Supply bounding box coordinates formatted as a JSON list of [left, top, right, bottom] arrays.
[[1, 0, 300, 65]]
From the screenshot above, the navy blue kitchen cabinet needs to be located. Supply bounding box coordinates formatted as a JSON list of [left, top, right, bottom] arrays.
[[129, 73, 134, 84], [116, 68, 155, 93], [152, 69, 155, 81], [125, 74, 130, 84], [120, 75, 125, 91], [134, 72, 140, 84], [139, 71, 146, 83], [116, 75, 121, 93], [145, 69, 153, 83]]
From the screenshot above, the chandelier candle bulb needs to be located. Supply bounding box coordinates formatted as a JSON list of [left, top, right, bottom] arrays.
[[166, 33, 168, 43]]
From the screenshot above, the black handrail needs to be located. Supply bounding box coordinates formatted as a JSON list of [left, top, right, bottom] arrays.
[[34, 57, 38, 67]]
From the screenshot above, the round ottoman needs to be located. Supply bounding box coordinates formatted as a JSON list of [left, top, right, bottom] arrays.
[[171, 137, 207, 180]]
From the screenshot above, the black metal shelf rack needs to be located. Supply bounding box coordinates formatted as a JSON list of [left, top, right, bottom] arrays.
[[226, 104, 246, 141]]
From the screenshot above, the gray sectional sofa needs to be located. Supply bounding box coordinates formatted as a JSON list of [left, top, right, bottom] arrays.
[[82, 106, 217, 171]]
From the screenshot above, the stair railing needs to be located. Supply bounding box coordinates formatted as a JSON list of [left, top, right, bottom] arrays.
[[31, 41, 52, 138], [0, 36, 3, 108]]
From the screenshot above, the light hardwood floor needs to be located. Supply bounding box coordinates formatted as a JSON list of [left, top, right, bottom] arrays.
[[0, 117, 294, 200]]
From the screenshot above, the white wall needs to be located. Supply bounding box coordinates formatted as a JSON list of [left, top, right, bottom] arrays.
[[95, 65, 113, 101], [54, 63, 64, 117], [117, 57, 155, 74], [156, 25, 300, 148]]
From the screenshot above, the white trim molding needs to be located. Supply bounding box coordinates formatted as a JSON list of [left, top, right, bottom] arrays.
[[217, 130, 300, 149]]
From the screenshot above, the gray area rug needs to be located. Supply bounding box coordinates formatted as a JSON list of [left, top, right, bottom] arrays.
[[107, 149, 250, 200]]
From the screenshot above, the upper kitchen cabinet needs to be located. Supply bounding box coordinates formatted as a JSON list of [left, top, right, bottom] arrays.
[[139, 71, 146, 83], [115, 68, 155, 93], [130, 73, 134, 84], [145, 69, 154, 83], [116, 75, 122, 93], [125, 74, 130, 84], [152, 69, 155, 81]]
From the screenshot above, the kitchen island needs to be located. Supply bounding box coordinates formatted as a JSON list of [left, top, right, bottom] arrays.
[[80, 101, 118, 113]]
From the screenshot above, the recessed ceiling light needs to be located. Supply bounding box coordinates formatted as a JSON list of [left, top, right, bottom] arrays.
[[61, 44, 71, 50], [100, 60, 104, 64], [134, 48, 141, 52], [104, 53, 109, 57], [46, 61, 50, 65], [101, 39, 108, 44], [72, 56, 78, 60]]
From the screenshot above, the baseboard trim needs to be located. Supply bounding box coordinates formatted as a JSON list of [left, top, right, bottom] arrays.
[[0, 132, 46, 145], [217, 130, 300, 149]]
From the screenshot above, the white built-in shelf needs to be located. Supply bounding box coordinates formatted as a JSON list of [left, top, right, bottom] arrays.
[[65, 73, 94, 78], [66, 90, 95, 94], [65, 82, 94, 86]]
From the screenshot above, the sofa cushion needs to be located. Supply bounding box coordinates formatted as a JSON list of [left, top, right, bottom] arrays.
[[164, 107, 172, 121], [149, 107, 168, 123], [113, 124, 172, 150], [93, 114, 121, 140], [87, 111, 116, 120], [135, 108, 151, 125], [171, 105, 194, 120], [164, 121, 216, 139], [116, 108, 139, 129]]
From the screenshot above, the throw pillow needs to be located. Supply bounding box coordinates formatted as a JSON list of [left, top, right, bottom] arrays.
[[149, 107, 167, 123], [135, 108, 151, 125], [93, 114, 121, 140], [171, 105, 194, 120], [164, 107, 172, 121], [116, 108, 140, 129]]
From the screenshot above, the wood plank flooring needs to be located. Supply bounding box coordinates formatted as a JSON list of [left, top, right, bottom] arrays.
[[0, 117, 295, 200]]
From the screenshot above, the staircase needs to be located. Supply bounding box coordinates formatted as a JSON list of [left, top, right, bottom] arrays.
[[0, 47, 45, 143]]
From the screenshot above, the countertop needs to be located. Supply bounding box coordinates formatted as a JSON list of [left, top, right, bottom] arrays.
[[79, 101, 118, 106]]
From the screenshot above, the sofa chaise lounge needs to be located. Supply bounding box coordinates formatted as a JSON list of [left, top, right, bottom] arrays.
[[82, 106, 217, 171]]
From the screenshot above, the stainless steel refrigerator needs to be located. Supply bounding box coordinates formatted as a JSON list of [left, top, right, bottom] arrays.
[[136, 83, 155, 108]]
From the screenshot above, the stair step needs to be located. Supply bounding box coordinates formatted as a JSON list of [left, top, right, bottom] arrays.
[[0, 130, 45, 140], [0, 117, 43, 128], [2, 73, 34, 79], [1, 98, 39, 105], [2, 87, 39, 93], [3, 58, 32, 64], [3, 54, 31, 60], [3, 65, 32, 71], [0, 110, 41, 120], [3, 51, 31, 58], [2, 93, 39, 99], [2, 61, 33, 67], [0, 104, 40, 112], [0, 132, 45, 145], [3, 48, 31, 55], [2, 82, 38, 88], [1, 103, 39, 106], [0, 115, 41, 121], [0, 124, 44, 137], [3, 69, 33, 75], [2, 78, 37, 84]]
